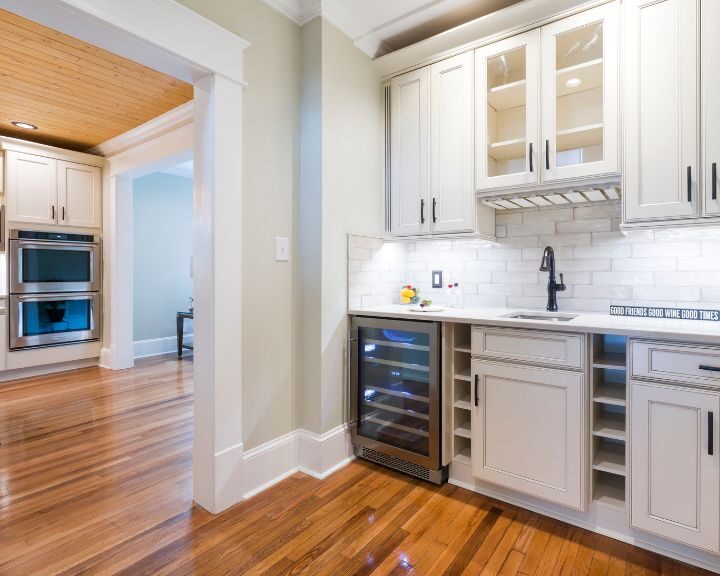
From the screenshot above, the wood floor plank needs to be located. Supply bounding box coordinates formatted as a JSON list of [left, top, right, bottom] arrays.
[[0, 355, 714, 576]]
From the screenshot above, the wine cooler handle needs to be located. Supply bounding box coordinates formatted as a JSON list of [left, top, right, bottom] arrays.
[[347, 331, 358, 426]]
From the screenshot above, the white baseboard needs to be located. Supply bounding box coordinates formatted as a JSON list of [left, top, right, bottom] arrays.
[[0, 358, 98, 382], [241, 424, 353, 499], [134, 335, 193, 359]]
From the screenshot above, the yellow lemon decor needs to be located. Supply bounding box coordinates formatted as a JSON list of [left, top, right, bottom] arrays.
[[400, 284, 419, 305]]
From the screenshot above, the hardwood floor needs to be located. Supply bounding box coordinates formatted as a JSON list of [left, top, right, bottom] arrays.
[[0, 355, 712, 575]]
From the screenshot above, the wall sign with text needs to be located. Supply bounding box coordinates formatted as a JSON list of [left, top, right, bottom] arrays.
[[609, 306, 720, 321]]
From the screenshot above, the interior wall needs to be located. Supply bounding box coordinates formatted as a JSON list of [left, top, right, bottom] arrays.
[[320, 20, 384, 433], [132, 172, 193, 345], [176, 0, 302, 450]]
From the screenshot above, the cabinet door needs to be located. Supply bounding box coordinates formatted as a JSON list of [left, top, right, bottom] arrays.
[[58, 161, 101, 228], [471, 360, 585, 510], [624, 0, 699, 221], [6, 151, 58, 225], [702, 0, 720, 217], [476, 30, 540, 191], [541, 2, 619, 183], [630, 382, 719, 552], [429, 52, 474, 233], [391, 67, 429, 236]]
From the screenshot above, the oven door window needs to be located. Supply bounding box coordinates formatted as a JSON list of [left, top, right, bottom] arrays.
[[357, 326, 431, 457], [22, 248, 92, 283], [22, 298, 92, 336]]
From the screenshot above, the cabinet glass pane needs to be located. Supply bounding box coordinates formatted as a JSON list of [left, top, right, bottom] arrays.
[[487, 47, 527, 177], [357, 326, 431, 456], [555, 20, 604, 167]]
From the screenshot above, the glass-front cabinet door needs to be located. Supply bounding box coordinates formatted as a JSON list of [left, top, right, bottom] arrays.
[[351, 318, 439, 468], [476, 30, 539, 191], [541, 2, 618, 182]]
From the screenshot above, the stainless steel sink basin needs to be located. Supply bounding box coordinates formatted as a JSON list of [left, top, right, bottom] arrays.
[[503, 312, 578, 322]]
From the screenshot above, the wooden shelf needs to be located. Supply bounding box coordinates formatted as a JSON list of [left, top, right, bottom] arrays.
[[593, 412, 626, 441], [454, 396, 471, 410], [455, 368, 471, 382], [454, 446, 471, 465], [593, 473, 625, 510], [488, 79, 526, 110], [454, 423, 472, 439], [488, 137, 526, 161], [556, 58, 603, 97], [592, 353, 626, 370], [557, 123, 603, 151], [593, 384, 626, 406], [593, 441, 626, 476]]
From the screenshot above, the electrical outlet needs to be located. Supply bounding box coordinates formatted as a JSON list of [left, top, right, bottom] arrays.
[[432, 270, 443, 288]]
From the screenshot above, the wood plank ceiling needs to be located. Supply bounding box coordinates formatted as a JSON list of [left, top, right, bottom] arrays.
[[0, 9, 194, 152]]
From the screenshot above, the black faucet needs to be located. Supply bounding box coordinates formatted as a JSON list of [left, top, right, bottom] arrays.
[[539, 246, 566, 312]]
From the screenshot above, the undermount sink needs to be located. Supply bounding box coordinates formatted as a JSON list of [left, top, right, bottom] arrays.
[[503, 311, 578, 322]]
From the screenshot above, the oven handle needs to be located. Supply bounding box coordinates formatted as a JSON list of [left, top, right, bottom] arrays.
[[12, 240, 98, 250], [16, 293, 98, 302]]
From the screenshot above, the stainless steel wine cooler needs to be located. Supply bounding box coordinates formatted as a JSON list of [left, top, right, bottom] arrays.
[[349, 316, 447, 484]]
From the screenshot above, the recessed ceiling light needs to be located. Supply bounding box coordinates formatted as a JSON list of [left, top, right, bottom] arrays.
[[11, 121, 38, 130], [564, 78, 582, 88]]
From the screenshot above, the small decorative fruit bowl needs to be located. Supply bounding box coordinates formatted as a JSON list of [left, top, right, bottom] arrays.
[[400, 284, 420, 305]]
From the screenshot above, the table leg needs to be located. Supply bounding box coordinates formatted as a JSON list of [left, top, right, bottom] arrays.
[[177, 316, 183, 358]]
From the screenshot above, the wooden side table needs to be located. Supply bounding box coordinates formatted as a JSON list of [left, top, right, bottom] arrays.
[[177, 311, 194, 358]]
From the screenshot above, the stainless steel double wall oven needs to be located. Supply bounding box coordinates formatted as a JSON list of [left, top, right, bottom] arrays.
[[9, 230, 101, 349]]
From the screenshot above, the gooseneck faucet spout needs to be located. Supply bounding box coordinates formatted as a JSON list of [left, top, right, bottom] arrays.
[[539, 246, 566, 312]]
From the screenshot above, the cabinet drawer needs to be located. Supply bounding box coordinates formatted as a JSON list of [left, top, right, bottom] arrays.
[[472, 326, 585, 369], [630, 340, 720, 387]]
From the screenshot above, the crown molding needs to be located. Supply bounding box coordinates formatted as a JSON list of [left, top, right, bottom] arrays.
[[259, 0, 390, 58]]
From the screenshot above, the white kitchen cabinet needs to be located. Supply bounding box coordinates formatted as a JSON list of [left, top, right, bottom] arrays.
[[476, 30, 540, 191], [702, 0, 720, 217], [630, 381, 720, 552], [6, 151, 58, 225], [623, 0, 700, 221], [390, 67, 429, 236], [471, 359, 585, 510], [430, 52, 475, 233], [6, 151, 101, 229], [57, 161, 102, 228], [541, 2, 619, 183]]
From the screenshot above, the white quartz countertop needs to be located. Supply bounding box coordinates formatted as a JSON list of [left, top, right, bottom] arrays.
[[348, 305, 720, 345]]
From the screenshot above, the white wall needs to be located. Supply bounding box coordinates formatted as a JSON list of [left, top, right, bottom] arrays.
[[349, 201, 720, 312], [133, 172, 193, 349], [176, 0, 302, 449]]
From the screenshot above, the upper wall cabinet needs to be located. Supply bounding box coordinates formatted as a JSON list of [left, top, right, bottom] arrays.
[[623, 0, 699, 222], [6, 151, 101, 229], [476, 30, 540, 190], [390, 54, 491, 237], [702, 0, 720, 217], [475, 2, 619, 193], [541, 4, 619, 183]]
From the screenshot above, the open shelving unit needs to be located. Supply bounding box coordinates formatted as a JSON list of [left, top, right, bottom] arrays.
[[448, 323, 473, 467], [590, 333, 628, 511]]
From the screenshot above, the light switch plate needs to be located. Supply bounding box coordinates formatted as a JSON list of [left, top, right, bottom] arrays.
[[275, 237, 289, 261], [432, 270, 443, 288]]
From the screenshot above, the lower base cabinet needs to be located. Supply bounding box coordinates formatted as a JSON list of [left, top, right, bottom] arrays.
[[630, 381, 720, 553], [471, 360, 585, 510]]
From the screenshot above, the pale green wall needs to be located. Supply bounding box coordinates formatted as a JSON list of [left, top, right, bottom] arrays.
[[133, 172, 193, 342], [176, 0, 302, 450]]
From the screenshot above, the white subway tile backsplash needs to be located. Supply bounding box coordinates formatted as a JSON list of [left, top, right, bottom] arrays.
[[348, 201, 720, 313]]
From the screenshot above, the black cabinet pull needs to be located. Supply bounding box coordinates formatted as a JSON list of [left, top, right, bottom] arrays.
[[545, 139, 550, 170], [51, 205, 55, 220], [710, 412, 714, 456], [529, 142, 534, 173], [688, 165, 692, 202], [474, 374, 479, 407], [62, 206, 65, 221], [700, 365, 720, 373], [713, 162, 717, 201], [432, 198, 437, 223], [420, 199, 425, 224]]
